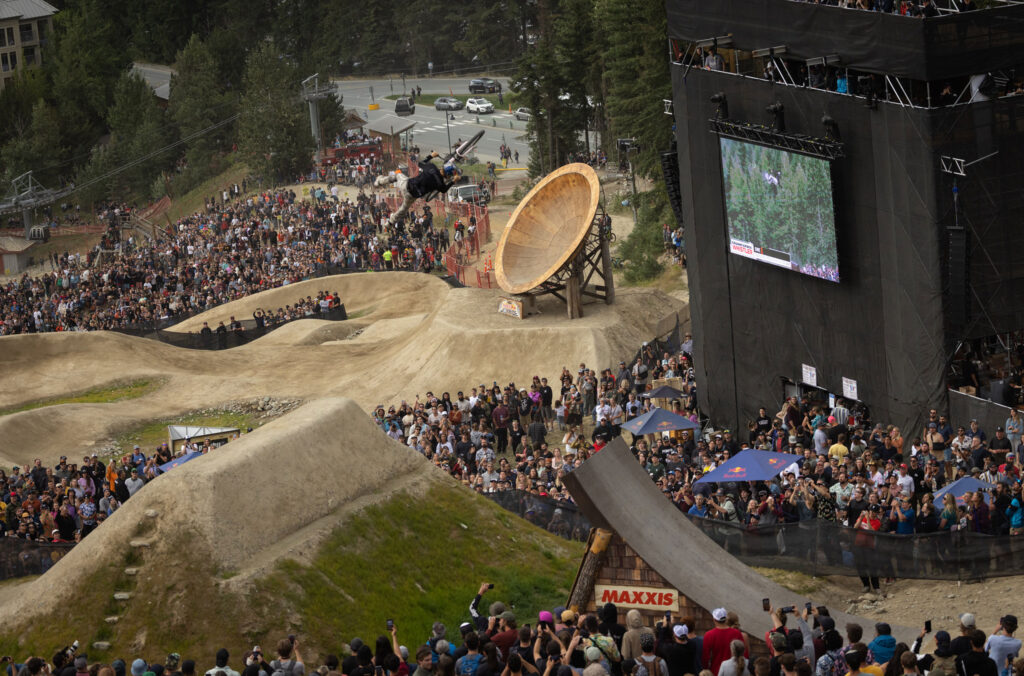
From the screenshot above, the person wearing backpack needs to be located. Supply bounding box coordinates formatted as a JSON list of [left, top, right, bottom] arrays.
[[270, 638, 305, 676], [456, 633, 484, 676], [635, 635, 668, 676]]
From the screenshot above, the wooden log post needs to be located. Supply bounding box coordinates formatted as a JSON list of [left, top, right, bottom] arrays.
[[568, 528, 613, 612]]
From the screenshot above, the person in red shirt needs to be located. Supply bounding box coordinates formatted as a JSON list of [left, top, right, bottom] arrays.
[[702, 608, 747, 675]]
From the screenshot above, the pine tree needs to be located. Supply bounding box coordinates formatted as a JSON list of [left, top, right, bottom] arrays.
[[170, 35, 237, 177], [237, 43, 312, 182]]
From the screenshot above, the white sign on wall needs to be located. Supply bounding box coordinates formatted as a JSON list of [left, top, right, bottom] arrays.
[[801, 364, 817, 388], [842, 377, 858, 401]]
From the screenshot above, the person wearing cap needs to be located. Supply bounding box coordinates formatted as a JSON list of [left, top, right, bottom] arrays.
[[702, 608, 745, 676], [658, 623, 696, 676], [952, 614, 979, 656], [910, 628, 954, 676], [985, 615, 1020, 676], [485, 610, 519, 661]]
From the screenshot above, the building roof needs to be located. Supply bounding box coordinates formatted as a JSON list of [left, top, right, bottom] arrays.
[[0, 0, 58, 21], [0, 236, 36, 254], [367, 114, 416, 136], [167, 425, 239, 442]]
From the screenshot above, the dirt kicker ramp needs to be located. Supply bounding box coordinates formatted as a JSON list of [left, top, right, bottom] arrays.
[[562, 438, 916, 643]]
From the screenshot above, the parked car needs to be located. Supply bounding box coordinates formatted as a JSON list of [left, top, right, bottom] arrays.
[[467, 97, 494, 114], [394, 97, 415, 116], [434, 96, 464, 111], [468, 78, 500, 93], [514, 107, 532, 121], [448, 183, 491, 205]]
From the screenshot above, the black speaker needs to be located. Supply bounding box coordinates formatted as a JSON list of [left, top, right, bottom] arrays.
[[948, 227, 969, 330], [660, 150, 684, 228]]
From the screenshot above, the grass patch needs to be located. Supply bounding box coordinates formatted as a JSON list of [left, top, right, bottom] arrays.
[[257, 484, 583, 652], [617, 262, 687, 294], [0, 378, 164, 417], [112, 409, 261, 456], [753, 567, 824, 596], [165, 162, 250, 223], [26, 232, 105, 267], [0, 483, 581, 664]]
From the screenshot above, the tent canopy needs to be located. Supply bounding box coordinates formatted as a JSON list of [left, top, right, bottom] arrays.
[[621, 407, 700, 435], [933, 476, 995, 509], [167, 425, 239, 442], [641, 385, 686, 400], [695, 449, 804, 484]]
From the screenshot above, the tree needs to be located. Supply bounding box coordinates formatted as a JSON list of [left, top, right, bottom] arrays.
[[47, 0, 131, 161], [237, 43, 312, 182], [76, 72, 174, 204], [594, 0, 672, 178], [0, 100, 63, 185], [170, 35, 237, 177]]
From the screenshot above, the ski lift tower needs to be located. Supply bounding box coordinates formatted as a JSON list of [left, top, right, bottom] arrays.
[[0, 171, 65, 240], [302, 73, 339, 164]]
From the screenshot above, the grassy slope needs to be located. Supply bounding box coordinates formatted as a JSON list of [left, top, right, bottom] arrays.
[[0, 483, 581, 663], [0, 379, 164, 416], [164, 163, 250, 224]]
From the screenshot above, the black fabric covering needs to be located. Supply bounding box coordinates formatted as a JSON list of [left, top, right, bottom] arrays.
[[0, 539, 73, 580], [112, 305, 348, 350], [948, 388, 1014, 438], [483, 490, 591, 541], [688, 515, 1024, 580], [672, 65, 947, 436], [666, 0, 1024, 81]]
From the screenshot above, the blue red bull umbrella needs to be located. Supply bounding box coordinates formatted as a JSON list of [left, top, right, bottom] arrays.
[[695, 449, 803, 484], [932, 476, 994, 509], [158, 450, 203, 474], [621, 407, 700, 435]]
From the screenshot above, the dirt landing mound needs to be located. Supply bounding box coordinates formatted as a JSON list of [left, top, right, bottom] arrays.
[[0, 397, 439, 625]]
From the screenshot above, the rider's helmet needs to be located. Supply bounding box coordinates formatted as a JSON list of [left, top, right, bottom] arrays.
[[443, 163, 460, 179]]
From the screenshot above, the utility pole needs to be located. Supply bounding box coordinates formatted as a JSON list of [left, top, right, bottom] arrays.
[[301, 73, 338, 164]]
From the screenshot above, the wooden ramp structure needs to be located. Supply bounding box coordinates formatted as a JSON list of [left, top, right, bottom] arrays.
[[494, 164, 614, 319]]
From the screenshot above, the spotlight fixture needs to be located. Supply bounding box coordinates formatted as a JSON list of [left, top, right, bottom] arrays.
[[766, 101, 785, 132], [821, 114, 841, 141], [710, 92, 729, 120]]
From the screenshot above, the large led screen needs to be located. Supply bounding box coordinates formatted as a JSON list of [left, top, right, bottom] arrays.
[[719, 137, 839, 282]]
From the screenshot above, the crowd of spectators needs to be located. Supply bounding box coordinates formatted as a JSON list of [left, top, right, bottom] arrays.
[[4, 583, 1021, 676], [0, 184, 451, 335], [0, 433, 237, 544]]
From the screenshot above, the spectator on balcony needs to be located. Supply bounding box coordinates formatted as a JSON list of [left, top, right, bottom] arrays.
[[704, 48, 725, 72]]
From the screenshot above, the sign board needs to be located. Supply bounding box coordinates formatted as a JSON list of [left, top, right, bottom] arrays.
[[497, 297, 524, 320], [594, 584, 679, 612], [801, 363, 817, 388], [842, 377, 858, 401]]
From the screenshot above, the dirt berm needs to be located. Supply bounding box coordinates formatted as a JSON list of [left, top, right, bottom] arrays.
[[0, 397, 439, 625]]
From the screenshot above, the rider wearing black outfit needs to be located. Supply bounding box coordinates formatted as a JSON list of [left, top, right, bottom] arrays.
[[375, 151, 460, 225]]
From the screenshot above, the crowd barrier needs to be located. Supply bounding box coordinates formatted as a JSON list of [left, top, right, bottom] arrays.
[[113, 305, 348, 350], [0, 539, 74, 580], [483, 490, 591, 542], [688, 514, 1024, 581]]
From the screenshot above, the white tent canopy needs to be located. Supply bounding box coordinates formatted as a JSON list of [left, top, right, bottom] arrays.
[[167, 425, 239, 449]]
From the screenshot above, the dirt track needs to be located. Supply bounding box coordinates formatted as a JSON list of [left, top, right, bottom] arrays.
[[0, 272, 685, 467]]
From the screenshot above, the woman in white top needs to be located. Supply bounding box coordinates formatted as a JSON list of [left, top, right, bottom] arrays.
[[717, 640, 746, 676]]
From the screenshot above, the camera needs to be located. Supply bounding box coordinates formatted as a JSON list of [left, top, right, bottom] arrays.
[[780, 606, 795, 614], [579, 629, 589, 639], [66, 641, 80, 658]]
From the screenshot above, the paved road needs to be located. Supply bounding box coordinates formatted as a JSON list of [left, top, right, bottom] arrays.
[[132, 62, 174, 98], [335, 77, 531, 165]]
